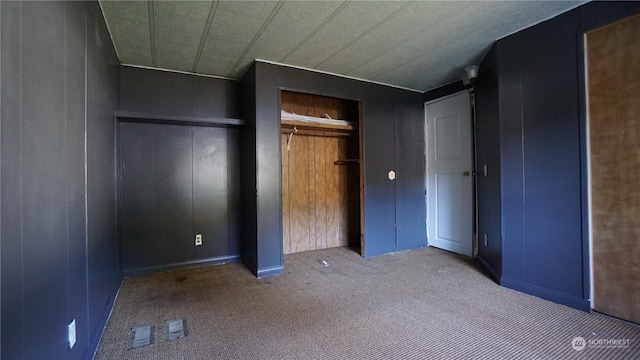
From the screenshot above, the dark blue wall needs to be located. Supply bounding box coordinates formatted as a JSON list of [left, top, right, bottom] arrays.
[[117, 67, 242, 276], [1, 2, 120, 359], [500, 10, 584, 309], [118, 66, 240, 119], [239, 64, 259, 272], [118, 122, 241, 276], [423, 80, 468, 103], [475, 45, 501, 281], [475, 1, 640, 311], [240, 61, 426, 277]]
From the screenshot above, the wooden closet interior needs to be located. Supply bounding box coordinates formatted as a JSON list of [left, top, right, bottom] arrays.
[[281, 90, 362, 255]]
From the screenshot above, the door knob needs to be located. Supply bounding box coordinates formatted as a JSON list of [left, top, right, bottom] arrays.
[[463, 171, 471, 177]]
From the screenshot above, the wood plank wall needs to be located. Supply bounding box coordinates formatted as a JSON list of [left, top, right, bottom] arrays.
[[281, 91, 359, 254], [587, 13, 640, 324]]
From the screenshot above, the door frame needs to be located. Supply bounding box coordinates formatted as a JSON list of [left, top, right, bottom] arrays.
[[424, 89, 477, 257]]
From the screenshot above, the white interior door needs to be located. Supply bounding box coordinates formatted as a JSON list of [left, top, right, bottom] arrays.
[[425, 91, 473, 256]]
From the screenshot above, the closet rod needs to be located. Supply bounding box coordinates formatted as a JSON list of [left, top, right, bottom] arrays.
[[334, 159, 360, 166], [281, 128, 353, 137]]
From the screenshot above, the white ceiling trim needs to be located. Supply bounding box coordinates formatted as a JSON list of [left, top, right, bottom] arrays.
[[121, 63, 238, 82], [255, 59, 423, 93]]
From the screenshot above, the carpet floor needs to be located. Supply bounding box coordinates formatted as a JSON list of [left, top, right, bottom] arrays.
[[94, 246, 640, 359]]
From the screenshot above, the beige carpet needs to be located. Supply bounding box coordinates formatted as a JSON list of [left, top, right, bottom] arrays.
[[95, 246, 640, 359]]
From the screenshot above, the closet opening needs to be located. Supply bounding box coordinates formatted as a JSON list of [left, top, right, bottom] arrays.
[[280, 90, 363, 255]]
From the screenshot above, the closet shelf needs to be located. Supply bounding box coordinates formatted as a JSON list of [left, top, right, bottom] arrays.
[[281, 119, 354, 137], [116, 111, 245, 128]]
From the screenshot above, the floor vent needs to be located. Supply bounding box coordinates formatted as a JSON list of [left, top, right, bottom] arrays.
[[129, 325, 154, 350], [165, 318, 188, 341]]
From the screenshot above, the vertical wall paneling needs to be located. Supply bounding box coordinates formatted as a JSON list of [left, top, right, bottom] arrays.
[[394, 105, 427, 252], [361, 100, 397, 257], [325, 137, 341, 249], [120, 122, 193, 271], [308, 134, 317, 250], [21, 4, 68, 358], [520, 11, 582, 297], [118, 121, 241, 275], [118, 67, 244, 275], [496, 34, 526, 283], [280, 91, 359, 255], [474, 45, 502, 280], [281, 133, 290, 253], [86, 4, 120, 345], [473, 2, 640, 311], [1, 1, 23, 357], [314, 136, 328, 250], [289, 133, 311, 253], [65, 1, 90, 353], [492, 12, 586, 308], [239, 64, 258, 271], [1, 2, 120, 359], [254, 65, 284, 276], [587, 13, 640, 324], [193, 126, 237, 258], [118, 66, 240, 120]]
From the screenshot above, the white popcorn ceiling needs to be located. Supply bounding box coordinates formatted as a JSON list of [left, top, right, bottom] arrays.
[[99, 0, 586, 92]]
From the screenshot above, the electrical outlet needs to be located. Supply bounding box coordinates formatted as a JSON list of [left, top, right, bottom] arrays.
[[195, 234, 202, 246], [483, 234, 488, 247], [68, 319, 76, 349]]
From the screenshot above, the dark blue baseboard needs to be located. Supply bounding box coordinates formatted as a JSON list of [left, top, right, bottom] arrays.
[[123, 255, 241, 277], [241, 254, 284, 278], [256, 265, 284, 278], [501, 277, 591, 312]]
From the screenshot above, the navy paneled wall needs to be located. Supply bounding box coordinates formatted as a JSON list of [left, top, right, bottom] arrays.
[[394, 105, 427, 252], [239, 64, 258, 271], [241, 61, 426, 277], [475, 1, 640, 311], [1, 2, 120, 359], [117, 67, 243, 276], [474, 45, 502, 281], [119, 66, 239, 119]]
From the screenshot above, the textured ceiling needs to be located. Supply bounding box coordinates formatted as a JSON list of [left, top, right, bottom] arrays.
[[99, 0, 587, 92]]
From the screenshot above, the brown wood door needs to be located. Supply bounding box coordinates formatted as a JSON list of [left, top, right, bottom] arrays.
[[587, 13, 640, 324]]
